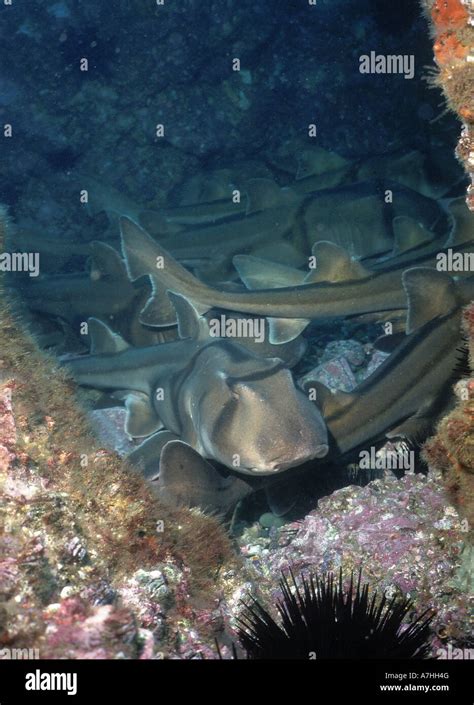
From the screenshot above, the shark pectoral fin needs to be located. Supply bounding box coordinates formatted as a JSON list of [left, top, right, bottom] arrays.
[[391, 217, 434, 256], [127, 430, 178, 480], [88, 318, 130, 354], [157, 440, 253, 511], [113, 391, 163, 438], [268, 317, 310, 344], [232, 254, 306, 289], [308, 241, 372, 283], [138, 279, 178, 327], [89, 241, 128, 281], [167, 292, 208, 340], [265, 481, 297, 517], [402, 267, 457, 334]]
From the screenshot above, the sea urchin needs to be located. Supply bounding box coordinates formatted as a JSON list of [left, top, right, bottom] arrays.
[[236, 569, 433, 659]]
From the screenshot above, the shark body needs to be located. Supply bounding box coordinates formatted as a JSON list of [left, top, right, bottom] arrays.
[[302, 269, 473, 460], [64, 294, 329, 476], [119, 213, 473, 344]]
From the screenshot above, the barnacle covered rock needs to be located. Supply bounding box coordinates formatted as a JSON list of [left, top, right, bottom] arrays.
[[0, 207, 235, 658]]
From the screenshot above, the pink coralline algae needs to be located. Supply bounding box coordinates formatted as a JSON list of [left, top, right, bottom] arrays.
[[0, 385, 16, 469], [41, 597, 139, 659], [0, 369, 471, 659], [229, 473, 470, 655]]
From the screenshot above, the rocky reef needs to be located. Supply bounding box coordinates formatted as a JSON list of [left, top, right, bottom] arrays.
[[422, 0, 474, 208], [423, 302, 474, 593], [0, 209, 236, 658], [2, 215, 472, 658]]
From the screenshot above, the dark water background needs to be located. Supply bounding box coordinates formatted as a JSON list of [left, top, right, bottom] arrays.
[[0, 0, 465, 236]]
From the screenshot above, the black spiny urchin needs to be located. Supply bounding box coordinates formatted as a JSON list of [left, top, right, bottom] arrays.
[[236, 569, 433, 659]]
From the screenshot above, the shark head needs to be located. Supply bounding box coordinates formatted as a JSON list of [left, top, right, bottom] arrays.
[[189, 343, 329, 475]]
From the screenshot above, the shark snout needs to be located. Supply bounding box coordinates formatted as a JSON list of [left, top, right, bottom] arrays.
[[270, 442, 330, 472], [248, 442, 330, 474]]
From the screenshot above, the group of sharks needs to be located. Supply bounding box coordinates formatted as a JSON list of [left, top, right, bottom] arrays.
[[9, 146, 474, 518]]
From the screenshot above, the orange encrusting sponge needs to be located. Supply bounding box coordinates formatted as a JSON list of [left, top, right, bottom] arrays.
[[434, 31, 470, 64], [431, 0, 469, 31]]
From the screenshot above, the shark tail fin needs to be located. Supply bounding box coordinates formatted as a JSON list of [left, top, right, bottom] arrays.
[[402, 267, 457, 334]]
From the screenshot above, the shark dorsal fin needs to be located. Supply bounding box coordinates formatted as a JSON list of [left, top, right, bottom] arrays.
[[120, 217, 212, 326], [88, 317, 130, 354], [392, 216, 434, 255], [309, 241, 372, 283], [445, 198, 474, 246], [402, 267, 457, 334], [167, 292, 208, 340], [89, 242, 128, 281], [233, 254, 306, 290]]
